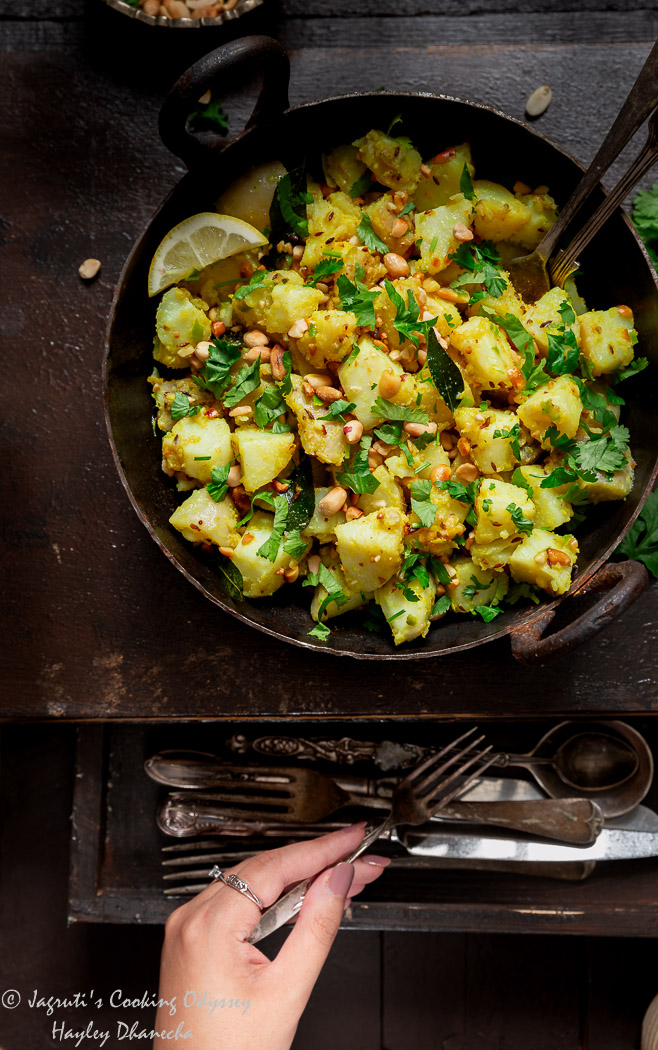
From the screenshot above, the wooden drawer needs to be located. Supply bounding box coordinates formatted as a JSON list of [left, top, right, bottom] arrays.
[[69, 720, 658, 937]]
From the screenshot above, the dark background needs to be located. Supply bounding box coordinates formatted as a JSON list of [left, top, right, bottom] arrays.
[[2, 1, 658, 1047]]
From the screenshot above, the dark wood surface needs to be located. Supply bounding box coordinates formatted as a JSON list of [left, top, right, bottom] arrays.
[[2, 2, 658, 721], [2, 722, 657, 1049]]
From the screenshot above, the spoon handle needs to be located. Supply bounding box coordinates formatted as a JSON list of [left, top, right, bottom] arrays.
[[535, 38, 658, 264]]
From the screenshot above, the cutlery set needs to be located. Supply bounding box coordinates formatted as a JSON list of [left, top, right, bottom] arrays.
[[148, 721, 656, 923]]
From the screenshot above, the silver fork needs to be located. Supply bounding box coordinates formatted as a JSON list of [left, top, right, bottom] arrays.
[[247, 727, 496, 944]]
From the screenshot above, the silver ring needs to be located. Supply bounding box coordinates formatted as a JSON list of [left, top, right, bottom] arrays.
[[208, 866, 263, 910]]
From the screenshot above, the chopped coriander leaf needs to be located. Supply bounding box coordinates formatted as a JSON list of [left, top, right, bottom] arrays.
[[410, 479, 436, 527], [350, 171, 374, 197], [459, 163, 475, 201], [493, 423, 522, 460], [616, 489, 658, 578], [612, 357, 649, 383], [318, 399, 357, 422], [428, 557, 453, 588], [363, 600, 387, 633], [223, 357, 262, 408], [577, 425, 629, 474], [463, 574, 489, 600], [475, 604, 502, 622], [308, 621, 331, 640], [384, 279, 437, 347], [345, 342, 361, 366], [193, 338, 242, 397], [336, 435, 381, 494], [558, 299, 577, 327], [207, 463, 232, 503], [337, 272, 380, 327], [482, 498, 492, 512], [253, 385, 288, 429], [386, 114, 403, 135], [431, 595, 451, 617], [512, 467, 534, 498], [306, 255, 344, 287], [632, 183, 658, 268], [480, 307, 547, 389], [386, 609, 406, 622], [237, 490, 277, 528], [449, 240, 507, 301], [546, 324, 580, 376], [505, 582, 542, 606], [429, 235, 438, 255], [396, 582, 421, 602], [272, 170, 313, 239], [232, 270, 268, 301], [506, 502, 534, 535], [282, 530, 308, 561], [399, 201, 415, 216], [436, 477, 480, 505], [371, 398, 429, 424], [171, 392, 202, 421], [256, 495, 290, 561], [303, 562, 348, 621], [356, 214, 389, 254], [194, 456, 211, 461]]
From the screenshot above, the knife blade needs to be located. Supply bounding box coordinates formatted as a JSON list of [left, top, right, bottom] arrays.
[[397, 823, 658, 862]]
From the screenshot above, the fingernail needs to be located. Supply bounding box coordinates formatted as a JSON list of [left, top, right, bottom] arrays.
[[341, 821, 367, 833], [362, 854, 392, 868], [327, 862, 354, 899]]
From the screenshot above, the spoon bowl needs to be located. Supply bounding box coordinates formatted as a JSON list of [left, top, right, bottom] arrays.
[[553, 732, 639, 791]]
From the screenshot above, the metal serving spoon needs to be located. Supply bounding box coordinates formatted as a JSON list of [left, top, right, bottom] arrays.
[[509, 39, 658, 301], [492, 721, 653, 817]]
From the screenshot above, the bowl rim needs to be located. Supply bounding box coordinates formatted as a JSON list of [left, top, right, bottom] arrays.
[[104, 87, 658, 659], [102, 0, 263, 28]]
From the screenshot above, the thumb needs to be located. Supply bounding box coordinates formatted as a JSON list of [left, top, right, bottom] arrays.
[[270, 862, 354, 1002]]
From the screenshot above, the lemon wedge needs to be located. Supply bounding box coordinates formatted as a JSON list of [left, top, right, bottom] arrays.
[[148, 212, 269, 297]]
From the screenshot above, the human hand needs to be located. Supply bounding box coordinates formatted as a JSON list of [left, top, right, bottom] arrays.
[[155, 823, 390, 1050]]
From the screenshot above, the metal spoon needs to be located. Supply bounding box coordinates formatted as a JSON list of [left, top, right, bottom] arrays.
[[493, 721, 653, 817], [509, 39, 658, 301]]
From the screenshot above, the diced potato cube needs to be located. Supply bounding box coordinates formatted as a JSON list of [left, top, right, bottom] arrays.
[[407, 487, 468, 556], [415, 196, 474, 274], [335, 507, 405, 592], [162, 414, 232, 484], [471, 537, 522, 571], [518, 465, 573, 529], [516, 375, 583, 442], [353, 130, 422, 193], [412, 443, 452, 481], [449, 557, 509, 614], [265, 282, 324, 341], [522, 287, 578, 355], [323, 145, 367, 196], [301, 192, 362, 268], [231, 511, 290, 598], [509, 191, 558, 251], [148, 373, 214, 432], [310, 547, 371, 620], [364, 194, 416, 255], [338, 336, 415, 430], [232, 427, 296, 493], [331, 243, 387, 287], [302, 487, 347, 543], [579, 306, 637, 376], [412, 143, 474, 211], [216, 160, 287, 233], [474, 479, 535, 544], [375, 572, 437, 645], [155, 288, 211, 369], [285, 374, 347, 466], [454, 406, 525, 473], [169, 489, 238, 548], [358, 465, 405, 515], [472, 180, 532, 242], [508, 530, 578, 596], [576, 451, 634, 503], [295, 309, 358, 367], [467, 273, 526, 322], [451, 316, 519, 393]]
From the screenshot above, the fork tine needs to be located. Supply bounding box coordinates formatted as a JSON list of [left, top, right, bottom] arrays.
[[413, 734, 486, 798], [402, 727, 478, 786], [427, 748, 498, 810]]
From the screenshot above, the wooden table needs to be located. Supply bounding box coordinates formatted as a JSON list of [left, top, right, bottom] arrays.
[[2, 0, 657, 722]]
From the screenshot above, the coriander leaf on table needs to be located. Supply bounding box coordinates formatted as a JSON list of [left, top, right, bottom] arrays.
[[188, 96, 229, 133], [356, 214, 389, 254], [616, 489, 658, 578]]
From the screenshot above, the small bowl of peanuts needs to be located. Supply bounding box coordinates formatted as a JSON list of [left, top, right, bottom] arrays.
[[103, 0, 263, 27]]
